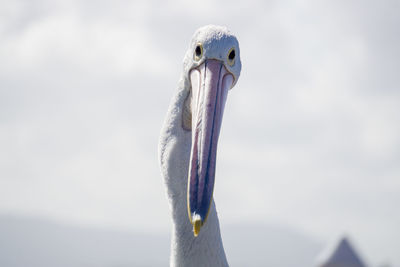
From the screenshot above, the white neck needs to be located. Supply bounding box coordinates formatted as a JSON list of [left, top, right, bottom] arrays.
[[159, 77, 228, 267]]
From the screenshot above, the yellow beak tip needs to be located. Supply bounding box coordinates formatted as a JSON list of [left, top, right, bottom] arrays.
[[193, 218, 202, 237]]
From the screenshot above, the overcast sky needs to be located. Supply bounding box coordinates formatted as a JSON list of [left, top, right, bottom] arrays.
[[1, 0, 399, 266]]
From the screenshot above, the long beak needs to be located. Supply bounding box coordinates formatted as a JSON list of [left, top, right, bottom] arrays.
[[187, 59, 234, 237]]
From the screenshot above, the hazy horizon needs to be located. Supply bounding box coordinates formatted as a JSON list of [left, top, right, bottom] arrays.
[[0, 213, 323, 267]]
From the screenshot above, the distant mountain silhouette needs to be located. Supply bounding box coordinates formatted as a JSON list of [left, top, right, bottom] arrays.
[[318, 237, 367, 267], [0, 214, 322, 267]]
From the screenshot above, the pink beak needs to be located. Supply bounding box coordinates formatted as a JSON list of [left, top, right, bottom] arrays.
[[187, 59, 234, 236]]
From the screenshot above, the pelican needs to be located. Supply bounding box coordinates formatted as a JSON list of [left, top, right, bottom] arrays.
[[158, 25, 241, 266]]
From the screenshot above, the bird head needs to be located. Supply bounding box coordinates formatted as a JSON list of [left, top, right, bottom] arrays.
[[181, 25, 241, 236]]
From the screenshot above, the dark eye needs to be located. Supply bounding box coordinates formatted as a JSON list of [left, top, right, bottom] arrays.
[[228, 49, 235, 60], [195, 46, 201, 56], [194, 43, 203, 61], [227, 47, 235, 66]]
